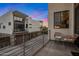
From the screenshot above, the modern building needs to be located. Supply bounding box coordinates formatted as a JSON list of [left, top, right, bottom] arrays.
[[25, 17, 42, 33], [0, 10, 42, 34]]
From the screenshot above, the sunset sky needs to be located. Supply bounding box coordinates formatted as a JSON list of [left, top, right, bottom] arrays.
[[0, 3, 48, 27]]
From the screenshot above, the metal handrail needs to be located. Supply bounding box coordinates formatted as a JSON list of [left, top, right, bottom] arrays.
[[0, 31, 48, 56]]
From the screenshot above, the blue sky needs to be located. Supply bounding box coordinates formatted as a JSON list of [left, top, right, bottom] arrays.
[[0, 3, 48, 23]]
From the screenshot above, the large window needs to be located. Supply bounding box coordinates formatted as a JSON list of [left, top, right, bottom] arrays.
[[14, 16, 23, 21], [14, 23, 25, 32], [54, 10, 69, 29], [14, 16, 25, 32]]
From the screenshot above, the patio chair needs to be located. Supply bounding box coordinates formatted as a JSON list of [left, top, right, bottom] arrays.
[[54, 32, 64, 43]]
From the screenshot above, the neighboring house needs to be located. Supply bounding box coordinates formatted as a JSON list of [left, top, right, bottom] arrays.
[[0, 10, 42, 34], [25, 17, 42, 33], [48, 3, 75, 40]]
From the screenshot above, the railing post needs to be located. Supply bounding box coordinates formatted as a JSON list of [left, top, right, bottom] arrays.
[[10, 34, 15, 46], [42, 30, 44, 47], [49, 30, 51, 41], [30, 33, 31, 40], [23, 33, 25, 56]]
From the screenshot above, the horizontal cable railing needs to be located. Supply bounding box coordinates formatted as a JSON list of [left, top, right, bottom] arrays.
[[0, 31, 49, 56]]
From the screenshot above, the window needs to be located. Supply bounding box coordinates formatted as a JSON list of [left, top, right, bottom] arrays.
[[54, 10, 69, 29], [29, 24, 32, 25], [0, 24, 1, 29], [29, 27, 32, 28], [3, 25, 6, 29], [14, 24, 25, 32], [26, 24, 28, 28], [54, 12, 61, 29], [14, 16, 17, 20], [8, 22, 11, 26], [14, 16, 23, 21], [19, 18, 22, 21]]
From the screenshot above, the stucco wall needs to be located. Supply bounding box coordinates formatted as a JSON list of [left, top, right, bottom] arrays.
[[0, 12, 13, 34], [48, 3, 74, 40], [25, 17, 41, 32]]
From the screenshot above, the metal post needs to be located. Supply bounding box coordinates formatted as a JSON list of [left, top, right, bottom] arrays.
[[10, 34, 15, 46], [40, 21, 44, 47], [30, 33, 31, 40], [43, 30, 44, 47], [23, 33, 25, 56], [49, 30, 51, 41]]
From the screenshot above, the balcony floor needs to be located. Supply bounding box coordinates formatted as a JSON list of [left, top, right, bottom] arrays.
[[35, 41, 75, 56]]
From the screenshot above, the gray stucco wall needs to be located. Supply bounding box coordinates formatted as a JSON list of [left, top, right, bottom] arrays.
[[48, 3, 74, 40]]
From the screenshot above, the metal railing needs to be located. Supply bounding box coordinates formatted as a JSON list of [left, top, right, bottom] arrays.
[[0, 31, 49, 56]]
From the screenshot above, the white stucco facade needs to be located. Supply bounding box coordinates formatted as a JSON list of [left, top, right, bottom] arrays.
[[25, 17, 41, 33], [48, 3, 75, 40], [0, 11, 41, 34], [0, 11, 13, 34]]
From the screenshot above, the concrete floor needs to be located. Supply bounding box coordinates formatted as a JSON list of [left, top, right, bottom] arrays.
[[35, 41, 75, 56]]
